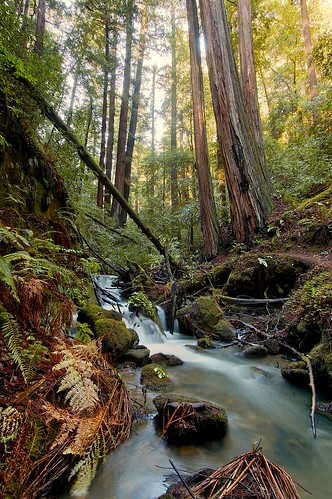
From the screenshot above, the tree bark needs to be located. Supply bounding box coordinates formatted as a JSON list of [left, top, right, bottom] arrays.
[[199, 0, 273, 243], [97, 20, 110, 208], [237, 0, 272, 192], [34, 0, 46, 58], [119, 1, 148, 227], [111, 0, 134, 223], [186, 0, 219, 259], [105, 31, 118, 204], [170, 8, 178, 209], [300, 0, 319, 100]]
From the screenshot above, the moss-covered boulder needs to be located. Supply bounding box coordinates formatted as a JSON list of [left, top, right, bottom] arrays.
[[283, 270, 332, 351], [281, 361, 309, 388], [94, 318, 137, 357], [176, 296, 236, 341], [153, 393, 228, 444], [225, 254, 308, 299], [197, 337, 215, 349], [140, 363, 173, 390], [240, 345, 268, 358], [78, 303, 122, 328], [310, 342, 332, 394]]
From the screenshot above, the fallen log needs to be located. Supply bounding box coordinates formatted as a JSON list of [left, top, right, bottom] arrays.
[[216, 294, 289, 305]]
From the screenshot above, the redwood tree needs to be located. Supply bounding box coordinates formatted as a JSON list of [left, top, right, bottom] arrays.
[[186, 0, 219, 258], [199, 0, 273, 243]]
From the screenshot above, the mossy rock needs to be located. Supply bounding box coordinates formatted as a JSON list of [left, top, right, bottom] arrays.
[[149, 353, 184, 366], [140, 363, 173, 390], [240, 345, 268, 358], [176, 295, 235, 340], [281, 361, 309, 388], [197, 337, 215, 349], [95, 318, 137, 357], [153, 393, 228, 444], [283, 270, 332, 352], [310, 342, 332, 395], [122, 347, 151, 366], [78, 303, 122, 329], [225, 254, 308, 299]]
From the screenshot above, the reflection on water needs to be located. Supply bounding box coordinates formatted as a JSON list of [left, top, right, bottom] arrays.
[[74, 277, 332, 498]]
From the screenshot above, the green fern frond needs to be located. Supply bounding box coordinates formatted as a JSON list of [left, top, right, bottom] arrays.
[[0, 312, 33, 383], [0, 257, 19, 302], [0, 225, 30, 249], [26, 420, 45, 460], [69, 436, 102, 497]]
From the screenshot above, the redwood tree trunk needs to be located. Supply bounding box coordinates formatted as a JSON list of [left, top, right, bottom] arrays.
[[199, 0, 273, 243], [97, 20, 110, 208], [186, 0, 219, 258], [119, 2, 148, 227], [170, 8, 178, 209], [105, 31, 118, 204], [34, 0, 46, 57], [111, 0, 134, 223], [237, 0, 271, 192]]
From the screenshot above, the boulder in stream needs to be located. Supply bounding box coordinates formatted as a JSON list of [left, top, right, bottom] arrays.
[[176, 295, 236, 341], [240, 345, 268, 358], [281, 361, 309, 387], [150, 352, 184, 366], [122, 346, 151, 366], [94, 318, 137, 357], [140, 363, 174, 390], [153, 393, 228, 444]]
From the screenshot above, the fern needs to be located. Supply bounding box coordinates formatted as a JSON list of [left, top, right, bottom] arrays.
[[0, 312, 33, 383], [26, 420, 45, 460], [0, 406, 22, 452], [0, 257, 19, 302], [0, 225, 30, 249], [69, 436, 102, 497]]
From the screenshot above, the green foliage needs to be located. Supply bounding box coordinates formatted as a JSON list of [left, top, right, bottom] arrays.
[[153, 365, 169, 379], [128, 291, 157, 323], [0, 257, 19, 302], [75, 322, 94, 344], [0, 312, 33, 383]]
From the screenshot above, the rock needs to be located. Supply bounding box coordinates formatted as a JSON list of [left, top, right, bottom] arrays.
[[94, 318, 137, 357], [153, 393, 228, 444], [240, 345, 268, 358], [281, 361, 309, 388], [122, 347, 151, 366], [78, 303, 122, 327], [197, 337, 215, 349], [140, 363, 173, 390], [150, 352, 184, 366], [159, 469, 215, 499], [317, 402, 332, 419], [263, 339, 280, 355], [176, 295, 236, 341]]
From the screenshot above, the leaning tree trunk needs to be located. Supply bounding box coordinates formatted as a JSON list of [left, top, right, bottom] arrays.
[[199, 0, 273, 243], [237, 0, 272, 193], [186, 0, 219, 259], [11, 69, 168, 258]]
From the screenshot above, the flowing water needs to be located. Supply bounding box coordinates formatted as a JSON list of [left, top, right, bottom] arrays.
[[86, 277, 332, 498]]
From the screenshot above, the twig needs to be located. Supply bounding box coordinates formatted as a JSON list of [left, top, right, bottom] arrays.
[[169, 459, 196, 499], [217, 294, 289, 305]]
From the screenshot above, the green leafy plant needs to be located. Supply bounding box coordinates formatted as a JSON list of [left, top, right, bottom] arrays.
[[127, 291, 158, 324], [153, 366, 168, 379]]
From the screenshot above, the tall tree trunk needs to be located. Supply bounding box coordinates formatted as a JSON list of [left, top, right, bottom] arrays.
[[199, 0, 273, 243], [186, 0, 219, 259], [66, 64, 80, 126], [105, 31, 118, 204], [237, 0, 272, 193], [300, 0, 319, 100], [111, 0, 134, 223], [34, 0, 46, 58], [170, 8, 178, 209], [97, 20, 110, 208], [148, 64, 157, 197], [119, 2, 148, 227]]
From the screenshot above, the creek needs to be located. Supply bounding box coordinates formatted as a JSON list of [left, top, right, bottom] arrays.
[[89, 276, 332, 498]]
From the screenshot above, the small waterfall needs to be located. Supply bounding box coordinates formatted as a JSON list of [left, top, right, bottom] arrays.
[[94, 274, 167, 345]]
